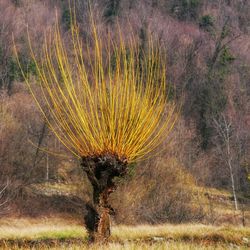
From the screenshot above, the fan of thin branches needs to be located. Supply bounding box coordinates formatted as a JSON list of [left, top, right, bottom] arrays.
[[15, 11, 178, 163]]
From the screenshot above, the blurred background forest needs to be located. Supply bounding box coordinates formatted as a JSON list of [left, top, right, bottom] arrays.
[[0, 0, 249, 225]]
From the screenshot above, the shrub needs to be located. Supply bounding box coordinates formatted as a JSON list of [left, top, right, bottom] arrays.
[[104, 0, 120, 23], [199, 15, 214, 30], [62, 8, 71, 30], [171, 0, 201, 21], [112, 157, 205, 224]]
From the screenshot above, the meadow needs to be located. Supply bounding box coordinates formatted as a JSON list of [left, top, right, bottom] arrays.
[[0, 217, 249, 249]]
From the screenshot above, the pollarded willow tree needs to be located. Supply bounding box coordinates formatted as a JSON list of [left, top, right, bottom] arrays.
[[16, 8, 178, 242]]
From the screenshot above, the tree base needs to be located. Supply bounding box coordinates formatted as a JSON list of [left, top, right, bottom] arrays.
[[81, 154, 127, 242]]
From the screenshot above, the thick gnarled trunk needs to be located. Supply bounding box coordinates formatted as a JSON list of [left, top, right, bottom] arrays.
[[81, 154, 127, 242]]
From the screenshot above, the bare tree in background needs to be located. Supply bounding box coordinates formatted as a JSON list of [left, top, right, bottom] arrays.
[[213, 115, 238, 210]]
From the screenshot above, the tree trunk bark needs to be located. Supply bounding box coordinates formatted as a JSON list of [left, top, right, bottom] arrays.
[[84, 189, 112, 242], [81, 154, 127, 243], [95, 188, 112, 242], [228, 159, 238, 210]]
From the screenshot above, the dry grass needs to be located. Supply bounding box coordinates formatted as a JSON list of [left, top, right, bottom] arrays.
[[112, 224, 250, 246], [0, 217, 249, 249], [1, 241, 248, 250]]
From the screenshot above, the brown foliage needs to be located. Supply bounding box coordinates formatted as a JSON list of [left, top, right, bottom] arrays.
[[112, 157, 205, 224], [0, 0, 249, 224]]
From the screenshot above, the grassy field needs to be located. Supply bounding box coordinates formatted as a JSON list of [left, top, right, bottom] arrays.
[[0, 217, 249, 249]]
